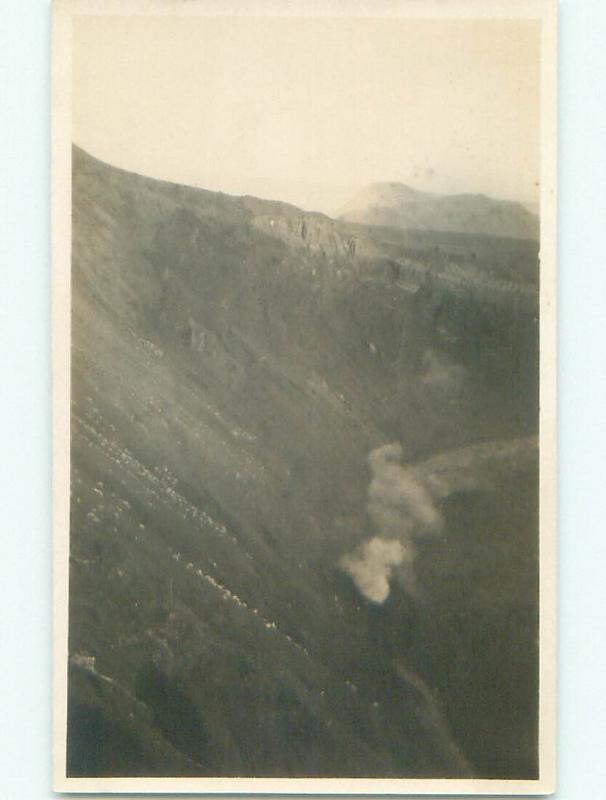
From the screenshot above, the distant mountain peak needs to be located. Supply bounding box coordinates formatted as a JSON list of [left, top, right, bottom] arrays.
[[338, 182, 538, 240], [341, 182, 428, 210]]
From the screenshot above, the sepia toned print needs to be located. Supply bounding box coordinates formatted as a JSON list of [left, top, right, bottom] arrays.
[[53, 0, 556, 794]]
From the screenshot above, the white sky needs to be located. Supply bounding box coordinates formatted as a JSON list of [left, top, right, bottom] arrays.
[[73, 15, 541, 215]]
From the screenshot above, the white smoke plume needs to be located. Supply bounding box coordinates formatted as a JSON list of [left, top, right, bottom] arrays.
[[340, 537, 410, 604], [340, 436, 538, 603], [368, 443, 441, 533], [340, 442, 442, 604]]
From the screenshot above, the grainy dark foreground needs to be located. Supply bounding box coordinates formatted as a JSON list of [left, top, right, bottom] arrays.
[[67, 146, 539, 779]]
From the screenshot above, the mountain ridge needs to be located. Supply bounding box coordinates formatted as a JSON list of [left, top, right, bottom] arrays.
[[67, 144, 539, 779], [339, 181, 539, 240]]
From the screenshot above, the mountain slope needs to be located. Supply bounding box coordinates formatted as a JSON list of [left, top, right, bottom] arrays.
[[67, 146, 540, 779], [339, 182, 539, 240]]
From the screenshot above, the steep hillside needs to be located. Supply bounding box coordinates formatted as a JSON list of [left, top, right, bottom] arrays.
[[339, 182, 539, 240], [67, 146, 540, 779]]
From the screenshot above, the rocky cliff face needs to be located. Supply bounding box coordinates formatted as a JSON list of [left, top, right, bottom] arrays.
[[67, 146, 539, 778], [339, 182, 539, 240]]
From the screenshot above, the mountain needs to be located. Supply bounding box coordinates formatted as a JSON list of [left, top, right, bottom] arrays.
[[67, 145, 540, 779], [338, 182, 540, 240]]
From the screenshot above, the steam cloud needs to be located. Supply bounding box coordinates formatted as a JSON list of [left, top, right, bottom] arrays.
[[340, 537, 409, 604], [340, 442, 442, 604]]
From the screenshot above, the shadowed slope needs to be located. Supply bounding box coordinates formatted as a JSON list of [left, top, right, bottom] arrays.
[[68, 146, 539, 778]]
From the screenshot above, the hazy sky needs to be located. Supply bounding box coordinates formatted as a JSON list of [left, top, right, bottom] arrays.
[[73, 15, 541, 215]]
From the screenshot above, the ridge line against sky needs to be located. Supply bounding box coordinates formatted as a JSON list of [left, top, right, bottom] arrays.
[[72, 139, 541, 219], [73, 15, 540, 216]]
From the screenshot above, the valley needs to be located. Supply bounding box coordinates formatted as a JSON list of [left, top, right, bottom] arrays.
[[67, 146, 540, 779]]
